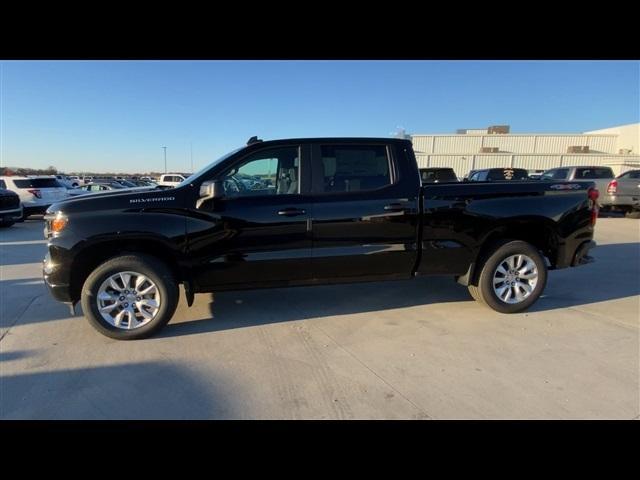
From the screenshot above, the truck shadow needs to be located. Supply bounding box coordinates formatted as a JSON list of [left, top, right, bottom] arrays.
[[161, 242, 639, 338]]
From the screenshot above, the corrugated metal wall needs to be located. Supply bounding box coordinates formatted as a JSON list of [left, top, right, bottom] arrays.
[[482, 136, 536, 153], [411, 134, 618, 155], [433, 136, 483, 153]]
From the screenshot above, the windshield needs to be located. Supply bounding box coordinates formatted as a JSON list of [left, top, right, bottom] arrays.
[[178, 147, 244, 186]]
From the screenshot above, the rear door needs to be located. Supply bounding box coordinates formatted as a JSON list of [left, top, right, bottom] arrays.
[[309, 142, 420, 281]]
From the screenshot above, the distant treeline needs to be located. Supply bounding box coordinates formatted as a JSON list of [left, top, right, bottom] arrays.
[[1, 166, 163, 177]]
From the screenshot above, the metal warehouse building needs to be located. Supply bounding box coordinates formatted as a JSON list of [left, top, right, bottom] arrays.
[[410, 122, 640, 178]]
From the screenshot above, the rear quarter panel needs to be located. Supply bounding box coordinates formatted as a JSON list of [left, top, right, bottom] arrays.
[[417, 182, 595, 275]]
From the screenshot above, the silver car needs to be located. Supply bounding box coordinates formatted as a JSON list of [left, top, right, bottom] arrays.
[[605, 169, 640, 217]]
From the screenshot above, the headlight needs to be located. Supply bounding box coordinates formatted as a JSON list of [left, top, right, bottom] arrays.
[[45, 212, 68, 237]]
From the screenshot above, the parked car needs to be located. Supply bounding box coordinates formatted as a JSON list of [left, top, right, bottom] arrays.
[[0, 186, 23, 227], [77, 181, 155, 194], [467, 168, 530, 182], [604, 169, 640, 217], [78, 182, 126, 193], [130, 179, 157, 187], [114, 179, 138, 188], [42, 136, 599, 340], [0, 176, 68, 217], [67, 175, 83, 186], [157, 173, 188, 189], [55, 175, 80, 188], [540, 166, 614, 197], [419, 168, 459, 183]]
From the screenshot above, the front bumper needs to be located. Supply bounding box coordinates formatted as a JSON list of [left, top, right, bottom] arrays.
[[0, 206, 23, 223], [43, 251, 73, 303]]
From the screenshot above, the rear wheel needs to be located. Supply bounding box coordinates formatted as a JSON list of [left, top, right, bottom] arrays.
[[468, 240, 547, 313], [81, 254, 179, 340]]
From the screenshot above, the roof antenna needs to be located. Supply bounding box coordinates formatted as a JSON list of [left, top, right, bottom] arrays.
[[247, 136, 263, 145]]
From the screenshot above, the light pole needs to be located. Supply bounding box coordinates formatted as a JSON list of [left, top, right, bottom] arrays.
[[162, 146, 167, 173]]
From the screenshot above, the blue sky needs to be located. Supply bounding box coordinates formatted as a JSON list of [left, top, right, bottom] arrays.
[[1, 60, 638, 174]]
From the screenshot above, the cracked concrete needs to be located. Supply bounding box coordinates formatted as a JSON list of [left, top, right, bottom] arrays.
[[1, 217, 638, 419]]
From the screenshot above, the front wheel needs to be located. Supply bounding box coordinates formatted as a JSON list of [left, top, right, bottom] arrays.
[[81, 254, 179, 339], [468, 240, 547, 313]]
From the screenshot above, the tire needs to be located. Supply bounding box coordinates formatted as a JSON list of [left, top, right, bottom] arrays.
[[81, 254, 179, 340], [468, 240, 547, 314], [0, 221, 15, 228], [625, 209, 640, 219]]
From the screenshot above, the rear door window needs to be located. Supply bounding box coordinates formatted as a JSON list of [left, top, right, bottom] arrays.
[[620, 170, 640, 179], [542, 169, 569, 180], [13, 178, 61, 188], [0, 180, 6, 189], [575, 167, 614, 179], [318, 145, 392, 193]]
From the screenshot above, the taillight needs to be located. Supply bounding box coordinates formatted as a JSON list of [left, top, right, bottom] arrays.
[[588, 187, 599, 226], [606, 179, 617, 194], [27, 189, 42, 199]]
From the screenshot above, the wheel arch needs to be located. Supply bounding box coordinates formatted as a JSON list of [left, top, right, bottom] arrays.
[[460, 216, 559, 286], [68, 238, 185, 303]]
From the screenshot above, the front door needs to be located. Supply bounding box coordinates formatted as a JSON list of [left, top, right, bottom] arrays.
[[189, 145, 313, 289]]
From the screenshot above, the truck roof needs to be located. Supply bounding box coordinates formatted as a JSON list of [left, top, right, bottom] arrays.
[[246, 137, 412, 146]]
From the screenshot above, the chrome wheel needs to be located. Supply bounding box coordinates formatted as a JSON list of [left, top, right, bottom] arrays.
[[492, 254, 538, 304], [96, 271, 161, 330]]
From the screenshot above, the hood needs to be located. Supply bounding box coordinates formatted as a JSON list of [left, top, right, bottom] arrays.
[[47, 186, 184, 215]]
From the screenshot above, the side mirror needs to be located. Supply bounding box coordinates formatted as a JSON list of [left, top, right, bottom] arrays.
[[196, 180, 223, 209]]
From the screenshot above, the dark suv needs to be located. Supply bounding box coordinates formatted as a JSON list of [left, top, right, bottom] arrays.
[[0, 187, 23, 227]]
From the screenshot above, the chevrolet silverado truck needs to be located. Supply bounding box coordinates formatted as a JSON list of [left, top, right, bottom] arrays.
[[43, 137, 598, 339]]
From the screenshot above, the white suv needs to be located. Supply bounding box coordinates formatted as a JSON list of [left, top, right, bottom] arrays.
[[0, 176, 69, 217], [157, 173, 187, 189]]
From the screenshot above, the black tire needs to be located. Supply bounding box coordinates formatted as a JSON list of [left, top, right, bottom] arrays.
[[469, 240, 547, 314], [81, 254, 179, 340], [0, 221, 15, 228]]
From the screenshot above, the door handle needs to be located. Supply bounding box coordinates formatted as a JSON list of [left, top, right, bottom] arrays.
[[384, 203, 405, 212], [277, 208, 306, 216]]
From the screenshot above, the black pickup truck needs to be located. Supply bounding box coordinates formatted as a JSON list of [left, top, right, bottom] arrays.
[[43, 137, 598, 339]]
